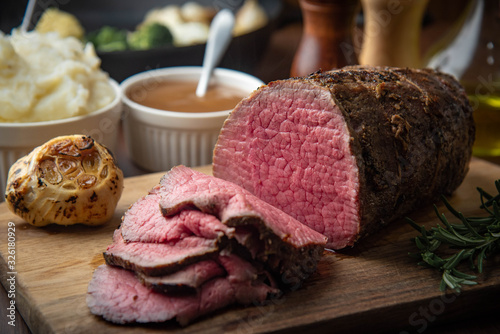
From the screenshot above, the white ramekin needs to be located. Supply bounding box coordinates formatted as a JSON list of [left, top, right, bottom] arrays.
[[0, 79, 122, 194], [120, 66, 264, 172]]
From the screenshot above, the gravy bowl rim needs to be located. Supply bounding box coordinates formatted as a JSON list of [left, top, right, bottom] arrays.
[[120, 66, 264, 119]]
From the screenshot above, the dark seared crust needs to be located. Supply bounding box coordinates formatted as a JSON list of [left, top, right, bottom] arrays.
[[134, 266, 225, 294], [160, 197, 324, 287], [225, 216, 324, 289], [301, 66, 474, 239], [104, 215, 324, 288], [136, 273, 197, 294]]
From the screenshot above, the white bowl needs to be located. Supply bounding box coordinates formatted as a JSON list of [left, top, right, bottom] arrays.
[[120, 66, 264, 172], [0, 79, 122, 194]]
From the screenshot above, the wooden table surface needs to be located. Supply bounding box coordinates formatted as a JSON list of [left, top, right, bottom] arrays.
[[3, 4, 500, 333]]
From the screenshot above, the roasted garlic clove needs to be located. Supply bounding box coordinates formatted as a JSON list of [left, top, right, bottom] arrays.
[[5, 135, 124, 226]]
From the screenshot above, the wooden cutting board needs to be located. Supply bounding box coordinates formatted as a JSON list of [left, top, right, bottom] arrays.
[[1, 160, 500, 334]]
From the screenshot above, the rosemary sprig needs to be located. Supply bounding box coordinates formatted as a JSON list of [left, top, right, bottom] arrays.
[[407, 180, 500, 293]]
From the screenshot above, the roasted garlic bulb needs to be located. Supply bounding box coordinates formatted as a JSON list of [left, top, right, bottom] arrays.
[[5, 135, 124, 226]]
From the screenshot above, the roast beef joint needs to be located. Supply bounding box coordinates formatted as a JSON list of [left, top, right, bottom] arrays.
[[213, 66, 475, 249]]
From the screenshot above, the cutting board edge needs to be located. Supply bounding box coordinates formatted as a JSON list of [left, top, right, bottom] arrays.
[[0, 253, 55, 334]]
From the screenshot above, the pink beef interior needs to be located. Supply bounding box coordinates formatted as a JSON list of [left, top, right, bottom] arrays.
[[138, 259, 226, 292], [214, 81, 360, 249], [87, 256, 279, 326], [159, 165, 328, 249], [121, 189, 234, 243], [105, 229, 219, 275]]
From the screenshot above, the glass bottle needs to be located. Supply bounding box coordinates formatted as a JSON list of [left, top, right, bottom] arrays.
[[460, 0, 500, 157]]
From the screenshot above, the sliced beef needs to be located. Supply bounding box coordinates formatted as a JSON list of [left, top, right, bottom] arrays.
[[89, 166, 326, 326], [88, 264, 189, 325], [213, 65, 475, 250], [120, 188, 234, 243], [159, 166, 325, 247], [137, 260, 226, 293], [216, 253, 279, 304], [104, 229, 220, 276], [158, 165, 327, 282], [87, 263, 278, 326]]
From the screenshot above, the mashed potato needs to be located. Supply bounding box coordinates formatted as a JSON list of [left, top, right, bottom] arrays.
[[0, 30, 115, 123]]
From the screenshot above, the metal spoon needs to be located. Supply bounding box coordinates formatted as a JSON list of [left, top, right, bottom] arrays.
[[20, 0, 37, 33], [196, 9, 235, 98]]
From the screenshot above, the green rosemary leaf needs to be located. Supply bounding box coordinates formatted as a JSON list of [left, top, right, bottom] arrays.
[[460, 279, 479, 286], [459, 213, 484, 238], [493, 201, 500, 221], [433, 226, 468, 246], [478, 187, 494, 213], [415, 236, 428, 251], [434, 205, 451, 228], [449, 223, 469, 232], [489, 221, 500, 233], [443, 249, 467, 270], [446, 272, 478, 289], [408, 179, 500, 293], [468, 250, 477, 270], [441, 195, 461, 219], [477, 246, 487, 273], [439, 278, 447, 292], [467, 217, 495, 223], [451, 268, 477, 280], [444, 218, 486, 244], [429, 239, 441, 252], [406, 217, 422, 232], [421, 251, 446, 268], [487, 180, 500, 206], [478, 186, 493, 201], [442, 271, 460, 292], [463, 248, 475, 258]]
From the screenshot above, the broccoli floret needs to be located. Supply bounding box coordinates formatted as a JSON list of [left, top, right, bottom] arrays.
[[87, 26, 128, 52], [127, 23, 173, 50]]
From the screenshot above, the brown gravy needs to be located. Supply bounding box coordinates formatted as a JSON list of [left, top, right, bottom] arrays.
[[128, 80, 248, 113]]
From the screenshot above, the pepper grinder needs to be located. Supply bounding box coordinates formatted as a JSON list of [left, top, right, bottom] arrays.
[[358, 0, 429, 67], [290, 0, 360, 77]]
